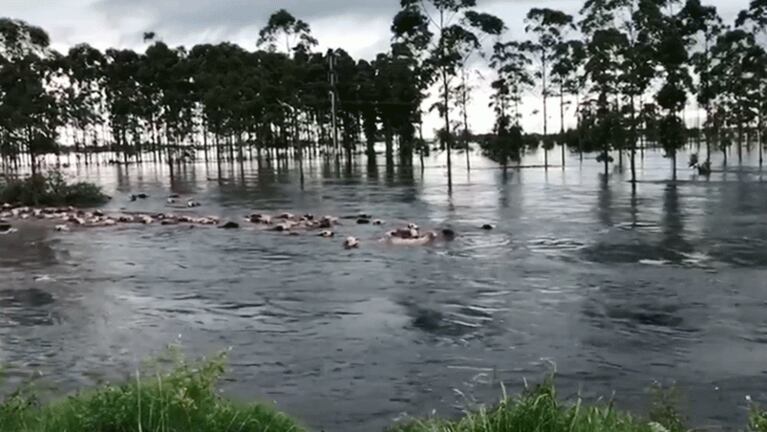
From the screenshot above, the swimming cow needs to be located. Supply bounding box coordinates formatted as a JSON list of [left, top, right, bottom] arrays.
[[343, 237, 360, 249]]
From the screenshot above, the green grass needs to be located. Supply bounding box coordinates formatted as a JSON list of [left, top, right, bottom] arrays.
[[751, 406, 767, 432], [0, 351, 303, 432], [0, 171, 109, 207], [390, 378, 767, 432], [1, 355, 765, 432], [389, 380, 665, 432]]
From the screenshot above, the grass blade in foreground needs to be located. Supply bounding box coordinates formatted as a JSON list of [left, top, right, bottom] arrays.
[[0, 352, 304, 432], [390, 379, 767, 432]]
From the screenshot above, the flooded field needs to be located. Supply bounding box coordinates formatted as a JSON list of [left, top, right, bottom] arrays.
[[1, 147, 766, 431]]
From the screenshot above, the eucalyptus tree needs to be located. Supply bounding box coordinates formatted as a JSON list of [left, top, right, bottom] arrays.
[[524, 8, 575, 167], [257, 9, 318, 55], [710, 29, 759, 165], [653, 5, 694, 179], [0, 18, 60, 173], [355, 59, 378, 159], [455, 67, 475, 170], [551, 39, 586, 162], [490, 41, 534, 127], [737, 0, 767, 166], [390, 41, 431, 166], [103, 48, 143, 162], [190, 43, 232, 161], [373, 50, 423, 165], [736, 0, 767, 39], [141, 41, 196, 172], [742, 43, 767, 167], [256, 9, 317, 170], [331, 48, 362, 159], [580, 0, 627, 175], [485, 77, 524, 170], [486, 40, 533, 171], [681, 0, 722, 163], [613, 0, 662, 183], [392, 0, 504, 186], [300, 51, 332, 151], [63, 44, 105, 161]]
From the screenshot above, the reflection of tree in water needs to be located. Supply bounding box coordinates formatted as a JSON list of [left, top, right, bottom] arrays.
[[597, 174, 612, 227], [115, 164, 131, 192], [396, 291, 502, 342], [579, 279, 697, 352], [703, 181, 767, 266], [582, 182, 694, 264], [496, 167, 518, 206], [385, 158, 396, 186], [394, 164, 418, 203], [629, 187, 638, 228], [0, 227, 59, 268], [659, 184, 693, 259], [0, 288, 57, 327], [366, 154, 378, 180]]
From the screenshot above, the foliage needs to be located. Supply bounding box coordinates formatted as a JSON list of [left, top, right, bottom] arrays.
[[2, 359, 767, 432], [481, 120, 524, 167], [490, 41, 533, 127], [392, 0, 504, 182], [0, 0, 765, 181], [752, 405, 767, 432], [0, 170, 108, 206], [258, 9, 318, 54], [524, 8, 575, 161], [0, 351, 303, 432], [647, 384, 687, 432]]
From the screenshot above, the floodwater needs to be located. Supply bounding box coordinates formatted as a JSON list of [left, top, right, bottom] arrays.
[[1, 146, 766, 431]]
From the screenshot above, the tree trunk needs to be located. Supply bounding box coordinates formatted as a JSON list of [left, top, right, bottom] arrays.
[[759, 114, 764, 168], [542, 56, 548, 169], [705, 106, 711, 164], [166, 130, 175, 179], [202, 120, 209, 164], [442, 69, 452, 187], [630, 94, 637, 184], [619, 149, 623, 170], [672, 151, 677, 181], [462, 70, 470, 172], [738, 124, 743, 164], [366, 131, 375, 159], [419, 121, 425, 172], [560, 86, 565, 168], [384, 123, 393, 162]]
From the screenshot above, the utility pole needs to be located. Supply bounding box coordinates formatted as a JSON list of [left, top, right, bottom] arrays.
[[328, 50, 339, 164]]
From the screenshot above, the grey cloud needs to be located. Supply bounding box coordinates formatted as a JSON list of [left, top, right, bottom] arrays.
[[95, 0, 401, 40]]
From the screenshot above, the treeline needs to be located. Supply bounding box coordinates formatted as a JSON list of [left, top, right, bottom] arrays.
[[482, 0, 767, 180], [0, 11, 423, 178], [1, 0, 767, 185]]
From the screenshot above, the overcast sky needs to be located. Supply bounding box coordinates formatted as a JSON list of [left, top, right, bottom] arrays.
[[2, 0, 752, 134]]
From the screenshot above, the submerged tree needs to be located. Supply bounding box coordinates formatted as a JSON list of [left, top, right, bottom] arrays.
[[62, 44, 105, 162], [580, 0, 627, 175], [524, 8, 575, 168], [0, 19, 60, 174], [551, 39, 586, 162], [614, 0, 661, 184], [392, 0, 504, 187], [682, 0, 722, 164], [710, 29, 760, 165], [736, 0, 767, 166], [488, 41, 534, 169], [654, 5, 694, 180]]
